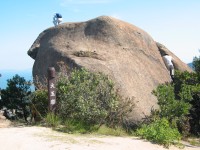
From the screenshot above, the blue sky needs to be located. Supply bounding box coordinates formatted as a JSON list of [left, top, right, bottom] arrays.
[[1, 0, 200, 70]]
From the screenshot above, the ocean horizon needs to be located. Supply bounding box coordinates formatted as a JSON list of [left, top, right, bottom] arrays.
[[0, 69, 33, 90]]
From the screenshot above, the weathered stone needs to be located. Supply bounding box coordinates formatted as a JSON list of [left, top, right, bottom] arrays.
[[0, 113, 11, 128], [28, 16, 192, 123], [156, 42, 192, 72]]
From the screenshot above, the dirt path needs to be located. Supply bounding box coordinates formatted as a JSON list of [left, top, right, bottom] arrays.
[[0, 125, 199, 150]]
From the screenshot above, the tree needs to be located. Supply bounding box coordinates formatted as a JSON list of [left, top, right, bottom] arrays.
[[151, 52, 200, 136], [189, 52, 200, 135], [193, 50, 200, 74], [1, 74, 32, 122], [193, 55, 200, 83]]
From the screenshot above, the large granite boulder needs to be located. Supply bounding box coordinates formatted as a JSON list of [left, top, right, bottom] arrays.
[[28, 16, 192, 123], [156, 42, 191, 72]]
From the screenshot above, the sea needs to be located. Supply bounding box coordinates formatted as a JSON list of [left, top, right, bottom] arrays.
[[0, 69, 34, 90]]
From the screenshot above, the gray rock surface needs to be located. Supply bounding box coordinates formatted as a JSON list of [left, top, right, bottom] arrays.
[[28, 16, 192, 123], [0, 111, 11, 128]]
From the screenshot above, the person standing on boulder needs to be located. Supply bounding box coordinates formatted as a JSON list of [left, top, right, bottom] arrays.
[[162, 53, 175, 81], [53, 13, 63, 27]]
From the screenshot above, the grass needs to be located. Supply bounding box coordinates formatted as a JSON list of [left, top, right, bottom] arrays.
[[189, 139, 200, 146], [73, 51, 102, 60], [95, 125, 128, 136], [54, 122, 129, 137], [45, 113, 61, 127], [185, 137, 200, 146]]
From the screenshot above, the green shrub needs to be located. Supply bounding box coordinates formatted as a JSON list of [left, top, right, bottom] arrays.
[[152, 70, 200, 136], [136, 118, 181, 147], [174, 71, 200, 135], [153, 84, 191, 123], [31, 89, 48, 118], [56, 68, 134, 127]]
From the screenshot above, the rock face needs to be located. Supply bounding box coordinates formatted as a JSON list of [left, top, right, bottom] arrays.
[[28, 16, 192, 123], [156, 42, 191, 72], [0, 111, 11, 128]]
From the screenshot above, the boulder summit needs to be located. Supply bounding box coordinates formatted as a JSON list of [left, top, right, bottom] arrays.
[[28, 16, 192, 122]]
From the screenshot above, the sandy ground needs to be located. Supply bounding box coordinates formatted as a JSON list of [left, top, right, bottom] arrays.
[[0, 111, 199, 150], [0, 125, 199, 150]]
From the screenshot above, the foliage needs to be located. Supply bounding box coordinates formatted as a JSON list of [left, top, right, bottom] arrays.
[[193, 54, 200, 74], [153, 83, 192, 123], [152, 69, 200, 137], [173, 71, 199, 99], [0, 74, 32, 121], [96, 125, 128, 136], [136, 118, 181, 147], [139, 53, 200, 145], [56, 68, 134, 127], [188, 84, 200, 135], [31, 89, 48, 118], [55, 119, 128, 135], [174, 70, 200, 136], [61, 119, 98, 134], [45, 112, 61, 127]]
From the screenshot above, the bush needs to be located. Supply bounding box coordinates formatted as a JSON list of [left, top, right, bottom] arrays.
[[152, 70, 200, 136], [31, 89, 48, 119], [136, 118, 181, 147], [174, 71, 200, 136], [56, 68, 134, 127], [152, 83, 191, 125]]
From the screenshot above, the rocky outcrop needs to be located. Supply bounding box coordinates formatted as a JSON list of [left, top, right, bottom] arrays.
[[0, 111, 11, 128], [156, 42, 192, 72], [28, 16, 192, 123]]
